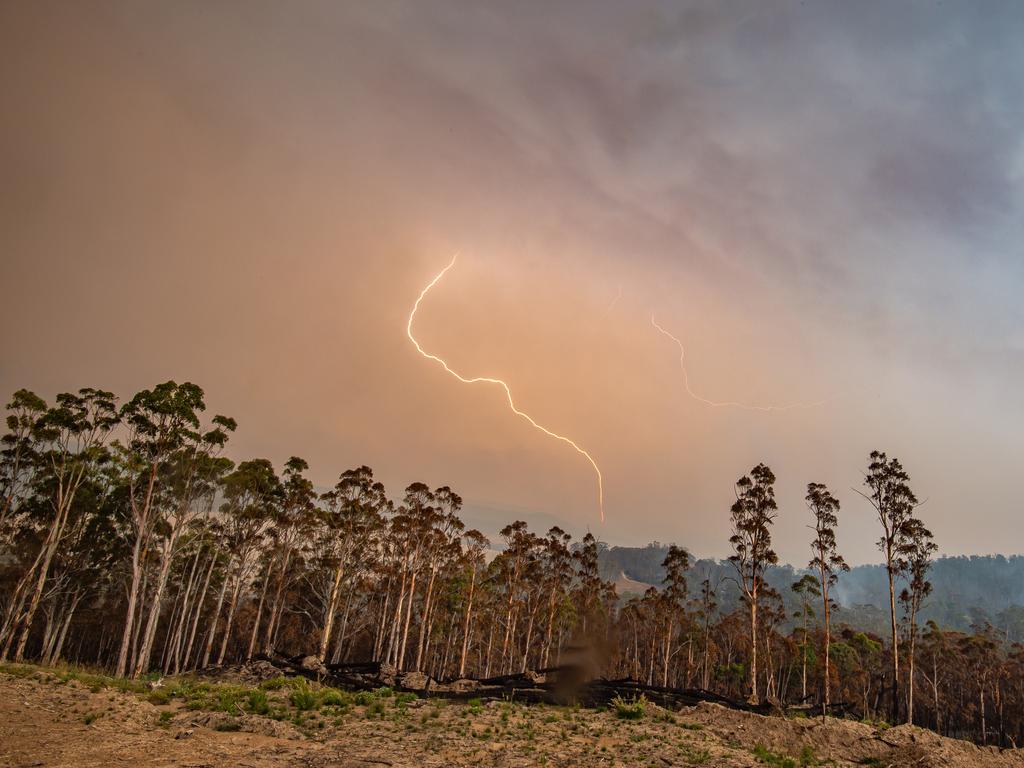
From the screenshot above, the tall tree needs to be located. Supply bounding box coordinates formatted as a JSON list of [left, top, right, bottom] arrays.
[[3, 388, 118, 662], [806, 481, 848, 715], [659, 545, 690, 687], [728, 463, 779, 704], [115, 381, 206, 677], [856, 451, 919, 723], [900, 517, 937, 725], [791, 573, 820, 703]]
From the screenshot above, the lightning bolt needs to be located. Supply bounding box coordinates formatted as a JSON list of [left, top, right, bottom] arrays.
[[651, 314, 829, 412], [408, 255, 605, 522]]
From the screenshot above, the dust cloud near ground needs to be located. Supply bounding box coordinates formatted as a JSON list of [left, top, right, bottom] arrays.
[[1, 665, 1021, 768]]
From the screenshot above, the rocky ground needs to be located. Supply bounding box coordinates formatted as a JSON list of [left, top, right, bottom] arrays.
[[1, 663, 1022, 768]]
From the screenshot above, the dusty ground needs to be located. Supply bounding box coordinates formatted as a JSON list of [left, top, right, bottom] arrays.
[[2, 665, 1022, 768]]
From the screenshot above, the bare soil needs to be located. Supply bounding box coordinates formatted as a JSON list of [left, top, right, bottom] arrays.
[[1, 667, 1022, 768]]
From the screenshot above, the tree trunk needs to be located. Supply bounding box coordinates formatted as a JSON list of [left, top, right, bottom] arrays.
[[458, 568, 476, 678], [116, 464, 158, 677], [748, 590, 759, 704], [202, 568, 230, 669], [134, 534, 179, 677]]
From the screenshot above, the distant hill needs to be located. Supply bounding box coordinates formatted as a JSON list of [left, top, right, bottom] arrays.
[[598, 544, 1024, 640]]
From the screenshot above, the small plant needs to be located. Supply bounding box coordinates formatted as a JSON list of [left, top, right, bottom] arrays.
[[83, 711, 101, 725], [798, 745, 818, 767], [258, 676, 289, 691], [467, 697, 483, 714], [319, 689, 349, 707], [611, 693, 647, 720], [214, 718, 242, 732], [680, 721, 703, 731], [247, 689, 270, 715], [290, 683, 319, 712], [147, 688, 171, 705], [157, 710, 174, 727], [752, 744, 797, 768]]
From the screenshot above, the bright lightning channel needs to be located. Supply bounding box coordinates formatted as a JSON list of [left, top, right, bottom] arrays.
[[650, 314, 828, 412], [407, 255, 605, 522]]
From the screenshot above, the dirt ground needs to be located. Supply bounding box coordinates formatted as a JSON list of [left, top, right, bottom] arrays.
[[2, 668, 1023, 768]]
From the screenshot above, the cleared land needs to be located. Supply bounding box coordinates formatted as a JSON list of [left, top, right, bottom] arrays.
[[1, 664, 1021, 768]]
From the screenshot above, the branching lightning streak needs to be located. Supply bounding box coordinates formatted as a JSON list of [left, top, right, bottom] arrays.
[[408, 255, 605, 522], [651, 314, 828, 412]]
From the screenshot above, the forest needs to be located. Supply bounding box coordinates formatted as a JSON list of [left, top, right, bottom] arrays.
[[1, 381, 1022, 749]]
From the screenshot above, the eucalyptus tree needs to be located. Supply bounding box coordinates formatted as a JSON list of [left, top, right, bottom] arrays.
[[659, 545, 690, 687], [494, 520, 540, 674], [900, 517, 937, 725], [573, 532, 608, 636], [457, 528, 490, 677], [728, 462, 779, 703], [697, 576, 718, 690], [806, 481, 848, 714], [115, 381, 207, 677], [791, 573, 820, 702], [132, 415, 235, 676], [259, 456, 317, 657], [0, 389, 46, 542], [210, 459, 280, 666], [317, 465, 388, 661], [414, 486, 464, 671], [856, 450, 920, 723], [538, 527, 573, 670], [3, 388, 119, 663]]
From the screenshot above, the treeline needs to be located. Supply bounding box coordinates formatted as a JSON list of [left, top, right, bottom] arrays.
[[0, 382, 1021, 748]]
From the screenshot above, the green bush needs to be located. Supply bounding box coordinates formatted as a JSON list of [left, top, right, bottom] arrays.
[[214, 718, 242, 732], [258, 676, 290, 691], [247, 689, 270, 715], [290, 685, 319, 712], [752, 744, 797, 768], [147, 688, 171, 705], [319, 689, 350, 707], [611, 694, 647, 720]]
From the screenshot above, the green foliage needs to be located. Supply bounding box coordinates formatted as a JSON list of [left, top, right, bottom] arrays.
[[247, 688, 270, 715], [258, 676, 290, 691], [319, 688, 350, 707], [611, 693, 647, 720], [157, 710, 174, 727], [147, 688, 171, 705], [289, 682, 319, 711], [752, 744, 796, 768], [83, 711, 101, 725], [214, 718, 242, 732]]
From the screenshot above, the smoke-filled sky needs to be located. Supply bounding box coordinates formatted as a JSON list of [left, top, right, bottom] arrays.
[[3, 1, 1023, 564]]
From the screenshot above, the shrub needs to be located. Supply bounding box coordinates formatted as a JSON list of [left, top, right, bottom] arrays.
[[247, 689, 270, 715], [147, 688, 171, 705], [752, 744, 797, 768], [214, 718, 242, 732], [320, 689, 350, 707], [290, 685, 319, 712], [611, 694, 647, 720], [258, 675, 290, 696]]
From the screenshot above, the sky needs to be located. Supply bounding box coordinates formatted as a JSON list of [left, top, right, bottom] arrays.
[[2, 1, 1023, 565]]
